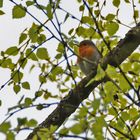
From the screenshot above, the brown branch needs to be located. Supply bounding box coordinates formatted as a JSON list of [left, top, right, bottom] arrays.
[[26, 24, 140, 139]]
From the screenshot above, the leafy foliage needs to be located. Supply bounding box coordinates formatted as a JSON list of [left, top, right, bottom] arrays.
[[0, 0, 3, 8], [12, 5, 26, 19], [0, 0, 140, 140], [0, 9, 4, 15]]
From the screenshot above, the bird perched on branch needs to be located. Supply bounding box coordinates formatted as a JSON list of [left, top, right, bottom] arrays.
[[77, 40, 101, 75]]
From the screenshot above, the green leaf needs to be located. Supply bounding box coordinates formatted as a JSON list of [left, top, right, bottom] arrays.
[[59, 128, 69, 135], [106, 14, 115, 21], [1, 58, 14, 69], [116, 118, 125, 130], [87, 0, 94, 5], [92, 99, 100, 112], [119, 95, 127, 108], [86, 28, 94, 37], [36, 104, 44, 110], [7, 131, 15, 140], [108, 107, 117, 116], [43, 91, 54, 100], [76, 26, 84, 37], [11, 71, 23, 83], [94, 65, 105, 80], [28, 23, 39, 43], [37, 34, 46, 44], [27, 119, 37, 127], [0, 122, 11, 133], [56, 43, 64, 52], [35, 91, 43, 97], [52, 66, 63, 75], [13, 85, 21, 94], [129, 52, 140, 60], [92, 116, 106, 139], [118, 75, 131, 92], [5, 46, 19, 56], [81, 16, 94, 25], [41, 64, 46, 72], [121, 111, 130, 121], [134, 10, 139, 19], [104, 81, 117, 94], [17, 118, 27, 126], [24, 98, 32, 106], [29, 64, 35, 72], [113, 0, 120, 7], [26, 1, 35, 6], [129, 108, 139, 120], [0, 0, 3, 8], [12, 5, 26, 19], [78, 107, 88, 118], [48, 74, 56, 81], [106, 22, 119, 36], [133, 126, 140, 137], [86, 65, 105, 87], [19, 57, 28, 69], [121, 62, 132, 72], [55, 53, 62, 59], [26, 48, 38, 61], [76, 26, 95, 38], [79, 5, 84, 11], [63, 13, 69, 23], [96, 116, 106, 127], [19, 33, 27, 44], [39, 75, 46, 83], [36, 48, 49, 60], [0, 10, 5, 15], [68, 28, 74, 35], [1, 51, 4, 56], [104, 94, 114, 104], [70, 123, 84, 134], [22, 82, 30, 89], [46, 4, 53, 19], [132, 62, 140, 74], [60, 88, 69, 93], [106, 65, 118, 78], [77, 0, 82, 2], [37, 126, 57, 139], [94, 10, 100, 16], [124, 0, 130, 3]]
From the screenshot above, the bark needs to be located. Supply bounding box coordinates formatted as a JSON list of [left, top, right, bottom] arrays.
[[26, 24, 140, 139]]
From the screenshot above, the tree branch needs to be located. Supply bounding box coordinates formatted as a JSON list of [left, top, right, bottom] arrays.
[[26, 23, 140, 139]]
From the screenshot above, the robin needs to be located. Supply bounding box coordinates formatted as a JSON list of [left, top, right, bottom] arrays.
[[77, 40, 101, 75]]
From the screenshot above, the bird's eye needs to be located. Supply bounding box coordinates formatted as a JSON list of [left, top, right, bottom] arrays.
[[83, 43, 86, 46]]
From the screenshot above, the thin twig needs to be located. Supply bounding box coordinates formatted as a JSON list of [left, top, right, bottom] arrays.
[[131, 0, 137, 25]]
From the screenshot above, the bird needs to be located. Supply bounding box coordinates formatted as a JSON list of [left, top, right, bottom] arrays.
[[77, 40, 101, 75]]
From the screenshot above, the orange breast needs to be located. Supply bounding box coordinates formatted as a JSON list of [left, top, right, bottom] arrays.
[[77, 45, 95, 63], [79, 45, 95, 59]]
